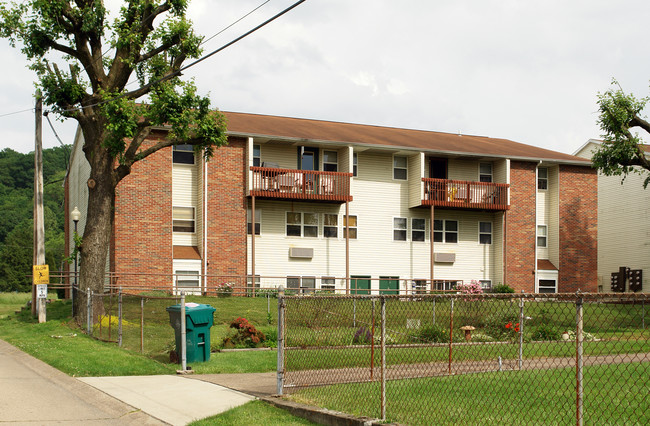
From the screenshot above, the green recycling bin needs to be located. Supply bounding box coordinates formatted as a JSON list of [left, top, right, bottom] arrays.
[[166, 303, 216, 363]]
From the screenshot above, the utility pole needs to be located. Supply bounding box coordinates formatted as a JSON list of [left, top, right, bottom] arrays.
[[33, 93, 46, 322]]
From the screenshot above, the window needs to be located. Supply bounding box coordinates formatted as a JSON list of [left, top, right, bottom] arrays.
[[247, 209, 261, 235], [393, 156, 407, 180], [321, 277, 336, 291], [434, 219, 458, 243], [173, 207, 195, 233], [353, 152, 358, 177], [537, 225, 547, 247], [287, 277, 300, 291], [287, 276, 315, 294], [176, 270, 199, 288], [538, 167, 548, 190], [173, 144, 195, 164], [412, 218, 426, 242], [479, 221, 492, 244], [323, 151, 338, 172], [343, 215, 357, 239], [286, 212, 318, 237], [412, 279, 428, 294], [253, 144, 261, 167], [324, 214, 338, 238], [479, 280, 492, 290], [393, 217, 407, 241], [479, 162, 493, 183], [433, 280, 458, 291], [538, 279, 556, 293]]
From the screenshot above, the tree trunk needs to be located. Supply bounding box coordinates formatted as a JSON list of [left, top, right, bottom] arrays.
[[73, 140, 116, 327]]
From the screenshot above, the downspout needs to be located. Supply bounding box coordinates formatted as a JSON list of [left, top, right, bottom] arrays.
[[203, 157, 208, 294]]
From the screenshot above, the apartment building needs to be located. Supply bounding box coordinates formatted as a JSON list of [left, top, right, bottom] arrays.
[[66, 112, 597, 294], [574, 139, 648, 292]]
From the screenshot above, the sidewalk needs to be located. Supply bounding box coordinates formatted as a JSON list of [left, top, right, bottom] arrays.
[[0, 339, 162, 425]]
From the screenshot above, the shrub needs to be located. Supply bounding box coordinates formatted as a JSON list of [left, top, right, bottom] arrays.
[[481, 311, 519, 340], [352, 327, 372, 345], [531, 323, 562, 341], [215, 282, 234, 298], [491, 283, 515, 294], [221, 317, 266, 348], [455, 280, 484, 295], [415, 324, 449, 343]]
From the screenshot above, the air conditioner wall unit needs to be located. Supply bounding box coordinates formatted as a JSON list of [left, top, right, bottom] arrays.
[[289, 247, 314, 259], [434, 252, 456, 263]]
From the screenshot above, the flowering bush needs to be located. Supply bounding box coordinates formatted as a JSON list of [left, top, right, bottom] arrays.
[[215, 282, 234, 297], [221, 317, 266, 348], [352, 327, 372, 345], [456, 280, 484, 295], [505, 321, 521, 340]]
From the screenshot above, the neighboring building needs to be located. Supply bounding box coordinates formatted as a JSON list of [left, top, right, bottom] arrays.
[[574, 139, 649, 292], [66, 112, 597, 295]]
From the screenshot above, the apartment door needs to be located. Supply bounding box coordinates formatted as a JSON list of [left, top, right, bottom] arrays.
[[351, 275, 371, 295], [429, 158, 447, 179], [298, 147, 319, 191], [379, 276, 399, 295]]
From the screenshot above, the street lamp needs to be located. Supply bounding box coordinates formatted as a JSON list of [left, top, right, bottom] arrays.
[[71, 207, 80, 314]]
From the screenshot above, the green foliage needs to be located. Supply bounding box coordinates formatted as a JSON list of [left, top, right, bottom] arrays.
[[531, 323, 562, 341], [221, 317, 267, 348], [490, 283, 515, 294], [415, 324, 449, 343], [594, 79, 650, 188]]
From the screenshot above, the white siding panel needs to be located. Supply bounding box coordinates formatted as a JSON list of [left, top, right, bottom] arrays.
[[548, 166, 559, 267], [408, 153, 423, 208], [172, 164, 198, 246], [448, 158, 480, 181]]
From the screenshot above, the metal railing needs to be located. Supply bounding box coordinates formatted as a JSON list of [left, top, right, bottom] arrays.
[[277, 292, 648, 425], [422, 178, 509, 210]]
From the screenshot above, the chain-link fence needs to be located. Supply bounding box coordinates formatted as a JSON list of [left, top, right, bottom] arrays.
[[278, 292, 649, 425]]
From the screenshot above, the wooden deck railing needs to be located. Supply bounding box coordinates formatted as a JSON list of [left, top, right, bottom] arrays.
[[422, 178, 509, 210], [250, 167, 353, 202]]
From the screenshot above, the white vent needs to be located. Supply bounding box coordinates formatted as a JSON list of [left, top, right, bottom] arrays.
[[434, 252, 456, 263], [289, 247, 313, 259]]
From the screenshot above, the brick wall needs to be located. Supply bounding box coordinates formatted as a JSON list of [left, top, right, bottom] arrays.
[[505, 161, 537, 292], [558, 165, 598, 292], [204, 137, 247, 290], [113, 131, 173, 289]]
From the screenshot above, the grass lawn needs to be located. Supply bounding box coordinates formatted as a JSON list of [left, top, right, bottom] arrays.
[[290, 362, 650, 425], [188, 400, 315, 425]]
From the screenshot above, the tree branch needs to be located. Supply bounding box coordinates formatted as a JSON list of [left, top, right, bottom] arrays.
[[136, 36, 181, 64], [630, 114, 650, 134]]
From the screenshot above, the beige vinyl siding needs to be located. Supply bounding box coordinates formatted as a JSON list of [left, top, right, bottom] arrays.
[[493, 212, 504, 285], [259, 144, 297, 169], [448, 158, 482, 181], [408, 153, 424, 208], [247, 150, 498, 291], [536, 185, 550, 260], [172, 163, 198, 246], [548, 166, 559, 267]]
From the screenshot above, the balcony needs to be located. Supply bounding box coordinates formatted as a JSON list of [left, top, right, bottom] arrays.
[[422, 178, 509, 211], [250, 167, 353, 203]]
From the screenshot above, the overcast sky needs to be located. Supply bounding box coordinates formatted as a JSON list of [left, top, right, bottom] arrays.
[[2, 0, 650, 155]]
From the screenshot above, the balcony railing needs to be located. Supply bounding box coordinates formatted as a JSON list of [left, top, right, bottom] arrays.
[[422, 178, 509, 210], [250, 167, 352, 202]]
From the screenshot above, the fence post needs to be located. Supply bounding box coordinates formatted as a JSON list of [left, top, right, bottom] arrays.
[[277, 286, 285, 395], [576, 293, 584, 426], [448, 298, 454, 375], [518, 297, 525, 370], [180, 292, 187, 372], [86, 288, 92, 335], [380, 296, 386, 421], [118, 289, 123, 347], [140, 297, 145, 354], [371, 298, 375, 381]]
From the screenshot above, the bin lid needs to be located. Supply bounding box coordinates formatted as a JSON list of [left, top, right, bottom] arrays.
[[166, 303, 216, 325]]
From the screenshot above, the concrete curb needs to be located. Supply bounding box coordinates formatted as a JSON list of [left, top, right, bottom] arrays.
[[258, 395, 396, 426]]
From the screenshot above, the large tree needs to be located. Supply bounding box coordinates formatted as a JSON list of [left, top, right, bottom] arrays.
[[594, 80, 650, 188], [0, 1, 228, 322]]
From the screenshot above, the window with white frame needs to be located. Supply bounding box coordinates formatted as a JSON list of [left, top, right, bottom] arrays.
[[479, 280, 492, 290], [537, 225, 547, 247], [247, 209, 261, 235], [353, 152, 358, 177], [343, 215, 357, 239], [286, 212, 318, 237], [173, 144, 194, 164], [253, 144, 261, 167], [412, 279, 428, 294], [538, 279, 556, 293], [324, 214, 338, 238], [286, 276, 315, 294], [176, 270, 200, 288], [479, 221, 492, 244], [538, 167, 548, 190], [287, 277, 300, 292], [173, 206, 195, 233], [412, 218, 426, 242], [433, 280, 458, 291], [321, 277, 336, 291], [479, 162, 493, 183], [393, 217, 407, 241], [323, 150, 338, 172], [393, 156, 407, 180], [434, 219, 458, 243]]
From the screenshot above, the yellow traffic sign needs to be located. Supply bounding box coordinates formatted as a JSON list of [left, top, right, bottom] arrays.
[[33, 264, 49, 284]]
